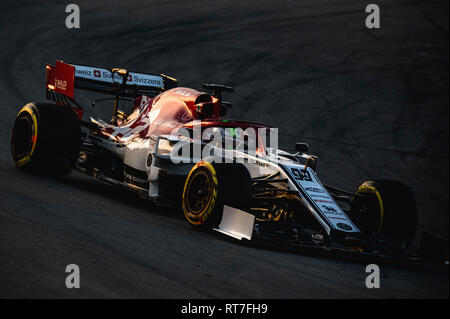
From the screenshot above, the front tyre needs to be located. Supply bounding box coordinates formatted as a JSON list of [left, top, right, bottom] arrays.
[[349, 179, 418, 246], [182, 162, 252, 228], [11, 103, 81, 176]]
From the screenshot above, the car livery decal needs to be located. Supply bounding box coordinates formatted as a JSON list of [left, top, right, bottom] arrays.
[[280, 164, 359, 233], [71, 64, 164, 89]]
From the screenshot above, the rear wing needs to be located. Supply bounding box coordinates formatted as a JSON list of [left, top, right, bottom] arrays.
[[45, 60, 177, 106]]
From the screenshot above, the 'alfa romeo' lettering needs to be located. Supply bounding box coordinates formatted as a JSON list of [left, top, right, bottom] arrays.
[[55, 78, 67, 91]]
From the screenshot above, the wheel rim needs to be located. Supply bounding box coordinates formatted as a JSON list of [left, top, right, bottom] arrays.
[[352, 187, 383, 234], [186, 170, 213, 215]]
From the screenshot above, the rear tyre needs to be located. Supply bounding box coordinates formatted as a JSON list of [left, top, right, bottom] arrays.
[[349, 179, 418, 246], [182, 162, 252, 228], [11, 103, 81, 176]]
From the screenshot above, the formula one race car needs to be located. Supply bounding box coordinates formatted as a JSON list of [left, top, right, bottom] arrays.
[[10, 61, 446, 263]]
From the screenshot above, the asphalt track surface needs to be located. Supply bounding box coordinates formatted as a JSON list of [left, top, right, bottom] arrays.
[[0, 0, 448, 298]]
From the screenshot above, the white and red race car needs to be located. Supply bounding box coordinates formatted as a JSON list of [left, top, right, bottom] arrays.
[[11, 60, 445, 263]]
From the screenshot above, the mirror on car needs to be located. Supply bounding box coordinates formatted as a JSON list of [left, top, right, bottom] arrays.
[[112, 68, 128, 77], [295, 142, 309, 153]]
